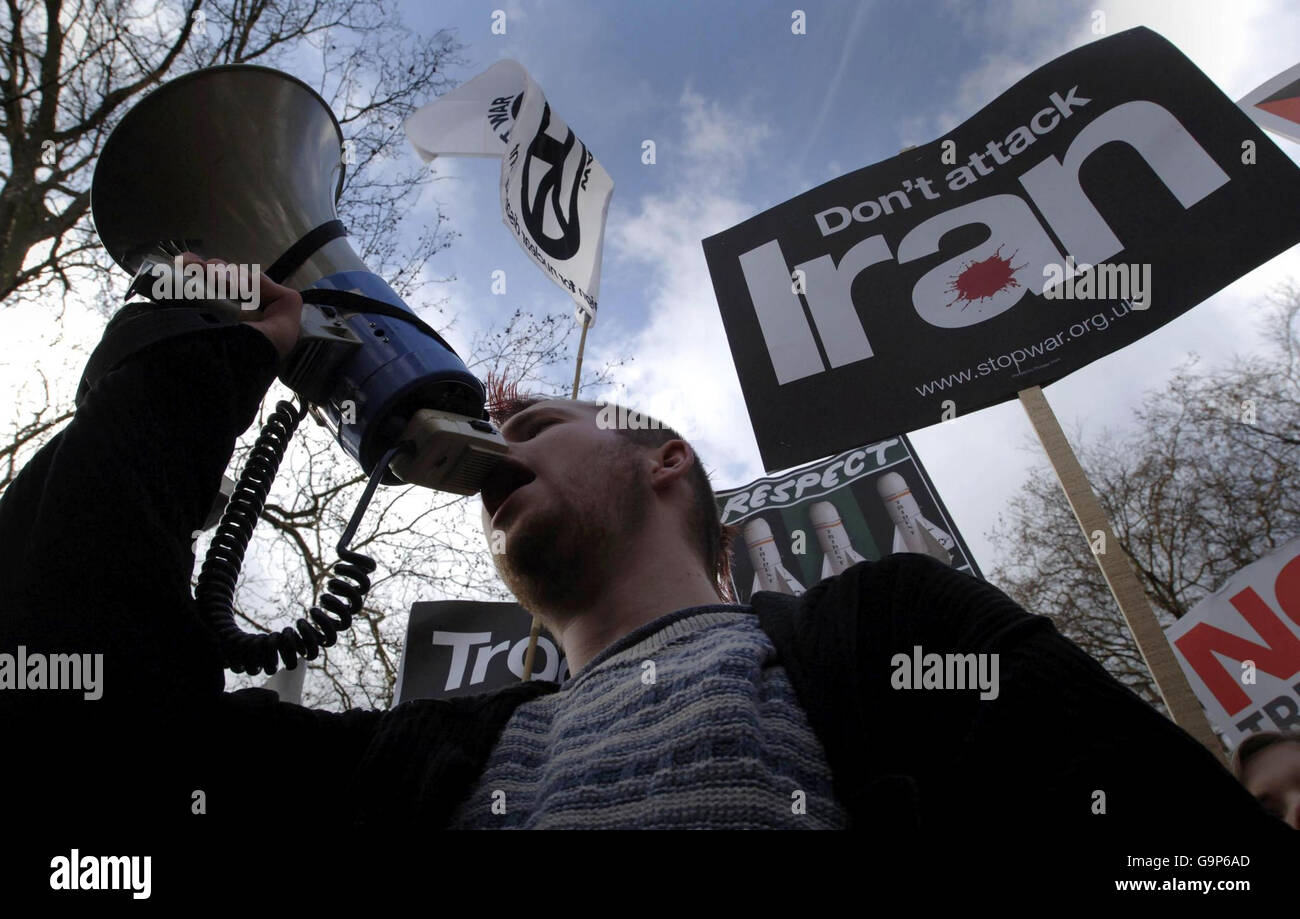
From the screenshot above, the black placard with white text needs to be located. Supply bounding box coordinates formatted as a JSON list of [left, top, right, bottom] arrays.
[[702, 27, 1300, 471], [394, 600, 568, 702]]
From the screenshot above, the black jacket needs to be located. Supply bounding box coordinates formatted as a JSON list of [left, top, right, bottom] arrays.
[[0, 317, 1291, 860]]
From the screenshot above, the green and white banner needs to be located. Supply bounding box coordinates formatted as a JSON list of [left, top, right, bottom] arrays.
[[715, 434, 981, 602]]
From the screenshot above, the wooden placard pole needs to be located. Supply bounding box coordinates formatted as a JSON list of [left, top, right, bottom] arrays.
[[520, 313, 592, 681], [1018, 385, 1223, 762]]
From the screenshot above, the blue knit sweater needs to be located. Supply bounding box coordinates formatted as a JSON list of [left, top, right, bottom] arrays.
[[449, 604, 849, 829]]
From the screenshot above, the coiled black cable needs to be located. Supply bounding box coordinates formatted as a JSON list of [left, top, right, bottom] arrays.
[[195, 396, 414, 676]]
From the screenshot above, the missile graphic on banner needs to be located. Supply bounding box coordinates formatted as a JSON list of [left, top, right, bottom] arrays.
[[809, 501, 868, 578], [877, 471, 955, 565], [742, 518, 806, 596]]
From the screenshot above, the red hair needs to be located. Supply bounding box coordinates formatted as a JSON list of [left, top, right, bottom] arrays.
[[484, 370, 538, 426]]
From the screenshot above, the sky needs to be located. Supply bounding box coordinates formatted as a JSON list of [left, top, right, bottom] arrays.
[[389, 0, 1300, 574], [2, 0, 1297, 583]]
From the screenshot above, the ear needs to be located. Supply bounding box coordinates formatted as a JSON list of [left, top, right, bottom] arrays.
[[649, 439, 694, 491]]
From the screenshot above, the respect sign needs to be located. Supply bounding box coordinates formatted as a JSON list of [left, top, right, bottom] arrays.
[[716, 435, 981, 603], [703, 27, 1300, 471]]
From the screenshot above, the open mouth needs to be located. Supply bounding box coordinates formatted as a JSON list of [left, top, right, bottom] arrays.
[[480, 457, 537, 522]]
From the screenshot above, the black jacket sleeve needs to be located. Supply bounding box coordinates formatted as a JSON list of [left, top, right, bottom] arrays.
[[789, 553, 1294, 854], [0, 315, 384, 825], [1, 318, 279, 701]]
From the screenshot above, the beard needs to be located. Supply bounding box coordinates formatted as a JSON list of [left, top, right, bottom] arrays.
[[492, 442, 648, 618]]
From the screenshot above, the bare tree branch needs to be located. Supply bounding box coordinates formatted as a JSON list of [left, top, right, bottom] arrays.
[[989, 285, 1300, 712]]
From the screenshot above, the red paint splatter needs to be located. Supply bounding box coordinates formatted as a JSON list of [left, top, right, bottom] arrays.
[[946, 245, 1026, 310]]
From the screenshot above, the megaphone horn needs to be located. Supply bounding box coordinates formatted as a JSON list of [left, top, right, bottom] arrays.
[[91, 64, 506, 491]]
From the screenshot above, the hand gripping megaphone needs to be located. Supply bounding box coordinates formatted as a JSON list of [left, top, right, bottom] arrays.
[[85, 65, 510, 675]]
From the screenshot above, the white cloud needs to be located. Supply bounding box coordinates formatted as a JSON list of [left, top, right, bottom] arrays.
[[1096, 0, 1300, 98], [596, 89, 777, 486], [903, 3, 1094, 144], [677, 87, 773, 187]]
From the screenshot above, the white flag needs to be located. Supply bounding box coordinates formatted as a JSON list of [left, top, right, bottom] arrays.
[[405, 59, 527, 160], [405, 60, 612, 326]]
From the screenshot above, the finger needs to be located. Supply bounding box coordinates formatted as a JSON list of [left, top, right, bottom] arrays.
[[252, 264, 298, 309], [251, 266, 301, 320], [177, 253, 299, 313]]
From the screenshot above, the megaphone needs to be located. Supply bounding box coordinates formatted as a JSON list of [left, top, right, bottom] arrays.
[[90, 63, 507, 493], [87, 65, 511, 675]]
